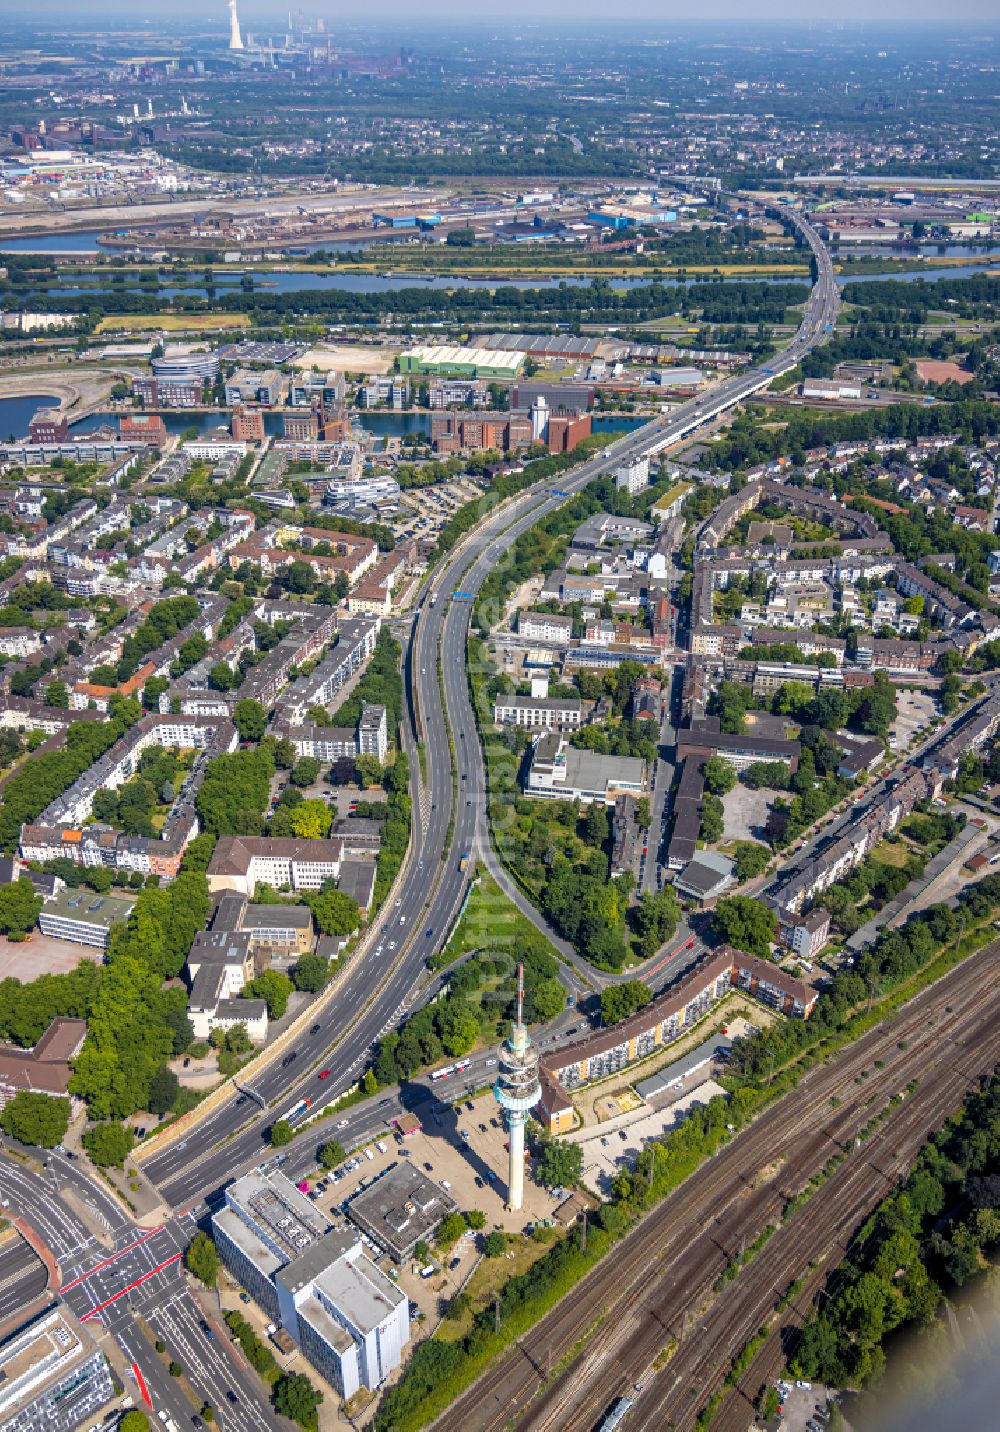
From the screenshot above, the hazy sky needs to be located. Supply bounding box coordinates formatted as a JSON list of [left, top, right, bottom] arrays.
[[9, 4, 1000, 28]]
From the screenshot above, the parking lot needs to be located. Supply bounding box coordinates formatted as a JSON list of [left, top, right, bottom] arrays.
[[890, 688, 938, 751], [773, 1378, 838, 1432], [304, 1089, 565, 1247], [722, 781, 785, 843], [574, 1078, 727, 1197]]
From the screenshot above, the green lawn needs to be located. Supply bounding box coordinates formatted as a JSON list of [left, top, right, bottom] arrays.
[[430, 868, 560, 973]]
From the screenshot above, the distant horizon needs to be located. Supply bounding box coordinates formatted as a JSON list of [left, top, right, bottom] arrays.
[[1, 11, 998, 35]]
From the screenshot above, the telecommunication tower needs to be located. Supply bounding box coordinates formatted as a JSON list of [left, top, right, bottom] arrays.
[[493, 964, 541, 1212]]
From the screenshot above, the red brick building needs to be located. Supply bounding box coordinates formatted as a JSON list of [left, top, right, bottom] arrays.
[[120, 413, 168, 448], [231, 405, 265, 443]]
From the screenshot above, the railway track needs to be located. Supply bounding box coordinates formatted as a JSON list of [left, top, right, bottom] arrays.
[[430, 944, 1000, 1432], [630, 1015, 1000, 1430]]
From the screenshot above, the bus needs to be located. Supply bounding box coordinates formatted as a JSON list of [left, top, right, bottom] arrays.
[[430, 1066, 455, 1082], [454, 1059, 470, 1073]]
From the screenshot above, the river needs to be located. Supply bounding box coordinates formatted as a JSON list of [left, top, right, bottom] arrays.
[[0, 397, 646, 443]]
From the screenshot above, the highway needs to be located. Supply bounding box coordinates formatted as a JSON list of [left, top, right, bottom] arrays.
[[0, 209, 845, 1429], [135, 208, 840, 1215]]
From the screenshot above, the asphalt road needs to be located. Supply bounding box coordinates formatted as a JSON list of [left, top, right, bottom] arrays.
[[0, 1148, 280, 1432], [0, 1231, 47, 1324], [139, 210, 840, 1215]]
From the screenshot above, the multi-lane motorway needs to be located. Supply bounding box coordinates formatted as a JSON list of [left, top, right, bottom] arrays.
[[0, 209, 845, 1424], [136, 208, 840, 1214]]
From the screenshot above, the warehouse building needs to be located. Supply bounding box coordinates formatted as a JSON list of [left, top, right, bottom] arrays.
[[492, 694, 583, 730], [36, 889, 136, 949], [398, 345, 524, 380], [525, 733, 646, 805]]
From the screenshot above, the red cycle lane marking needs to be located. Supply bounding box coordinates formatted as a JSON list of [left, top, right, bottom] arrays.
[[132, 1361, 153, 1410], [59, 1227, 164, 1293], [79, 1252, 182, 1320], [643, 939, 699, 982]]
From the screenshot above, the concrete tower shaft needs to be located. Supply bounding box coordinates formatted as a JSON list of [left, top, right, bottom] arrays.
[[493, 965, 541, 1212]]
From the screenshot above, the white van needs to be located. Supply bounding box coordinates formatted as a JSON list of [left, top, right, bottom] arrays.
[[376, 1140, 388, 1154], [364, 1147, 375, 1161]]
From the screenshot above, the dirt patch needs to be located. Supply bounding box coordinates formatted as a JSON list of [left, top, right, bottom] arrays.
[[722, 783, 785, 843], [293, 344, 394, 375], [0, 934, 101, 981]]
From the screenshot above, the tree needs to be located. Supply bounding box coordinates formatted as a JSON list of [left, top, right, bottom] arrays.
[[0, 878, 42, 939], [732, 841, 771, 882], [289, 799, 332, 840], [208, 662, 239, 692], [601, 980, 652, 1026], [243, 969, 294, 1020], [44, 679, 68, 709], [119, 1414, 150, 1432], [270, 1120, 294, 1147], [354, 753, 384, 788], [584, 801, 609, 848], [700, 792, 725, 842], [273, 1372, 323, 1429], [233, 699, 267, 743], [466, 1209, 486, 1230], [483, 1230, 507, 1257], [531, 977, 566, 1021], [536, 1137, 583, 1189], [704, 755, 737, 796], [631, 887, 680, 957], [185, 1232, 220, 1287], [291, 757, 321, 788], [273, 737, 296, 769], [445, 1290, 471, 1319], [436, 1003, 480, 1057], [318, 1139, 346, 1170], [436, 1211, 467, 1249], [712, 895, 777, 958], [0, 1091, 69, 1148], [82, 1121, 135, 1168], [291, 953, 330, 993], [143, 674, 169, 710], [181, 833, 217, 874], [148, 1065, 180, 1116], [309, 889, 360, 936], [284, 560, 315, 595], [362, 1069, 378, 1095]]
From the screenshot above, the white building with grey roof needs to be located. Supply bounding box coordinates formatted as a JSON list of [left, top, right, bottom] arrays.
[[212, 1168, 408, 1399]]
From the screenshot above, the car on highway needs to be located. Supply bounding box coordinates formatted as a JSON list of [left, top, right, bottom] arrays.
[[337, 1119, 349, 1128], [318, 1069, 331, 1079]]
